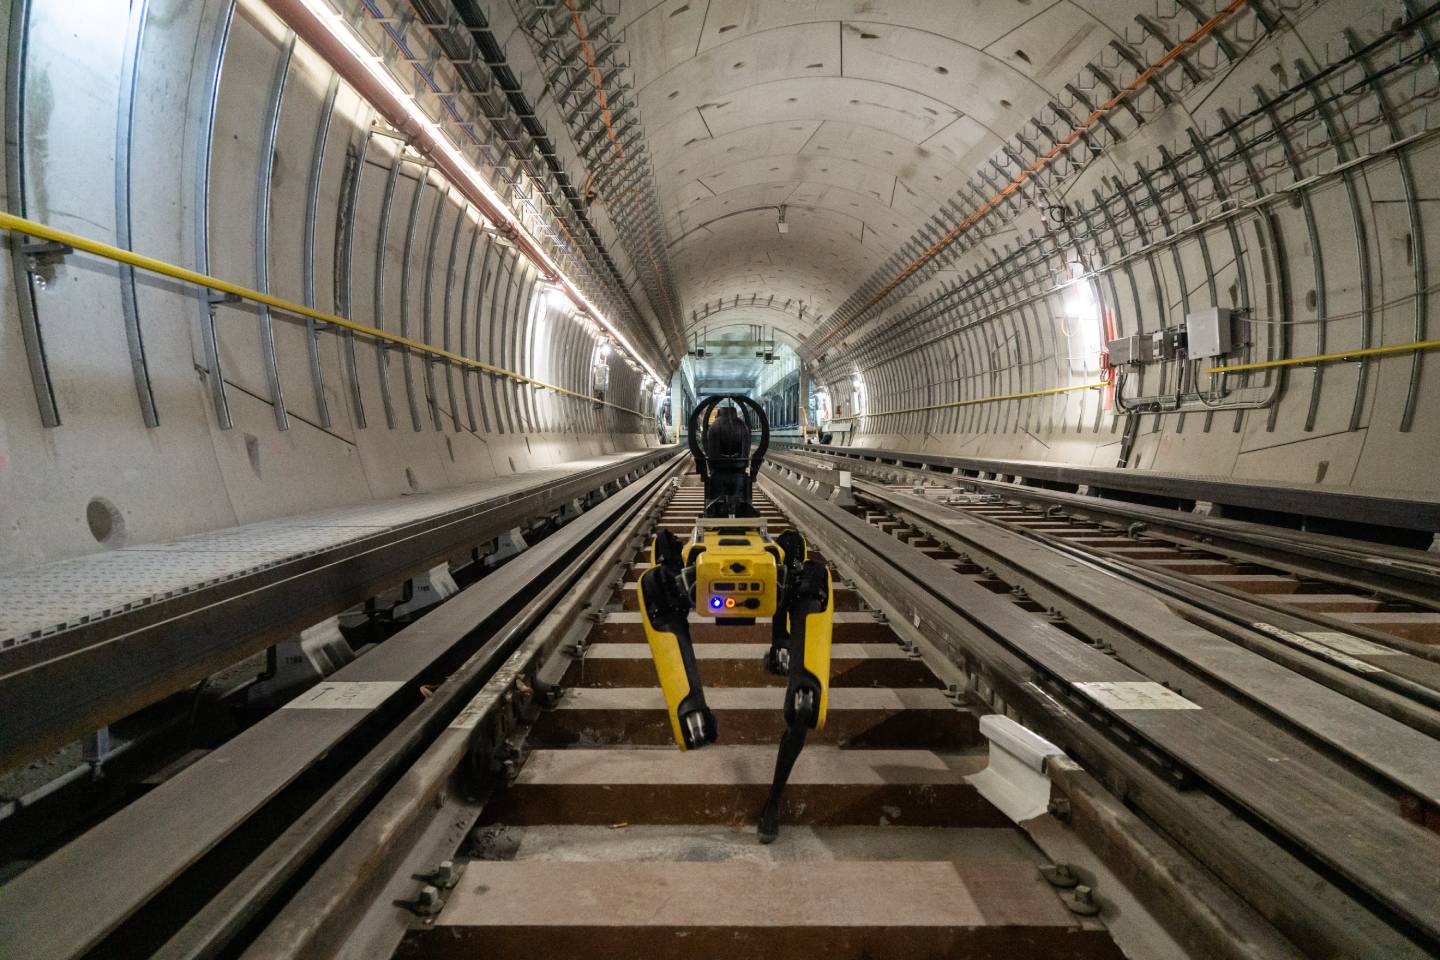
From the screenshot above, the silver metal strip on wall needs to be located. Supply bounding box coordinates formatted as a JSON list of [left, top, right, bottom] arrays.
[[457, 223, 484, 433], [5, 0, 62, 429], [302, 72, 340, 430], [1257, 88, 1326, 434], [441, 203, 466, 431], [1348, 30, 1428, 434], [419, 180, 448, 431], [397, 166, 428, 432], [254, 31, 296, 432], [194, 0, 237, 430], [334, 120, 370, 429], [372, 147, 401, 429], [115, 0, 160, 429]]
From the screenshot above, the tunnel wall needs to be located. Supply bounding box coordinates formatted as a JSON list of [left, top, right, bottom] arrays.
[[0, 0, 657, 573], [815, 0, 1440, 497]]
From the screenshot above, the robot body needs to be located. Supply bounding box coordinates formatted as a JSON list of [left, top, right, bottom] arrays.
[[637, 395, 833, 841]]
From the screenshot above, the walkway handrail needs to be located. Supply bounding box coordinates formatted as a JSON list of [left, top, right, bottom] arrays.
[[0, 211, 654, 419]]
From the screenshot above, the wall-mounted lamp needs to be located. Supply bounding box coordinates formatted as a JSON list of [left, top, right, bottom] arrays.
[[777, 204, 789, 235]]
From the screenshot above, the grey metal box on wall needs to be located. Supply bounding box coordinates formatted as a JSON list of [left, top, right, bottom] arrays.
[[1185, 308, 1233, 359], [1106, 334, 1155, 366]]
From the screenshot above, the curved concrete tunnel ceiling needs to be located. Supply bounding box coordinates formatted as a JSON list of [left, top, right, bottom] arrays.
[[624, 0, 1139, 338]]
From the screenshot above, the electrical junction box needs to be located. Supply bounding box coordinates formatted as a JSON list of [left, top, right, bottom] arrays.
[[1106, 334, 1154, 366], [1185, 307, 1233, 359], [1153, 329, 1182, 360]]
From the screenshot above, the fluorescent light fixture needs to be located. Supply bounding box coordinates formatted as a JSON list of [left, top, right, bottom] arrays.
[[290, 0, 665, 384], [542, 285, 569, 315], [1061, 259, 1103, 366]]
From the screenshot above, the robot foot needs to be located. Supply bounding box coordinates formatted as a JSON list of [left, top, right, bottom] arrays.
[[757, 802, 780, 844], [762, 646, 790, 677], [680, 707, 718, 750]]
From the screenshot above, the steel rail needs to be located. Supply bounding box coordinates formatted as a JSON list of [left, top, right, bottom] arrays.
[[772, 448, 1440, 679], [769, 448, 1440, 680], [778, 446, 1440, 610], [234, 455, 688, 960], [784, 441, 1440, 534], [847, 477, 1440, 742], [152, 454, 686, 960], [757, 468, 1440, 958], [806, 434, 1440, 724], [0, 211, 655, 420]]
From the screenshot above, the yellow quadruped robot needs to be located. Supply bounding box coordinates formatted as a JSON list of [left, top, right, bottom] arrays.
[[638, 394, 833, 843]]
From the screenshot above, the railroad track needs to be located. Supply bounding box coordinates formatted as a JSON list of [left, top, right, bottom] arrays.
[[386, 472, 1128, 959], [8, 449, 1438, 959], [0, 452, 1143, 960], [762, 449, 1440, 959]]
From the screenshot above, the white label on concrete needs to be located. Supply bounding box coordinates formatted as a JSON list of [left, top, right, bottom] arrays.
[[1251, 622, 1383, 674], [1302, 631, 1397, 659], [282, 680, 404, 710], [1073, 681, 1201, 711]]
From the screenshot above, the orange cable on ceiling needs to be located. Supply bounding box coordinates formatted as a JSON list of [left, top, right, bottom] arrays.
[[815, 0, 1251, 352], [565, 0, 681, 336]]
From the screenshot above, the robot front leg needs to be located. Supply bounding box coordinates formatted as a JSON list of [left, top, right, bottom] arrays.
[[759, 558, 833, 843], [763, 529, 808, 677], [640, 532, 717, 751], [758, 681, 817, 844]]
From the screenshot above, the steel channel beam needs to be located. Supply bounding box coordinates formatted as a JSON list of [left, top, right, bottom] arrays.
[[398, 166, 429, 432], [1347, 29, 1428, 432], [420, 180, 450, 431], [0, 448, 674, 773], [456, 220, 483, 432], [372, 148, 403, 428], [441, 203, 466, 430], [1257, 87, 1328, 433]]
